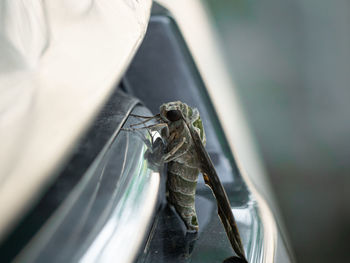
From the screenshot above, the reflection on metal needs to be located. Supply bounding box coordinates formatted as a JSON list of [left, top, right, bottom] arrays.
[[80, 131, 160, 263], [137, 177, 265, 262], [232, 203, 263, 262], [15, 108, 161, 263]]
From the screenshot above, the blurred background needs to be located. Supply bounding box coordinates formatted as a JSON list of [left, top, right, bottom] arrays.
[[202, 0, 350, 262]]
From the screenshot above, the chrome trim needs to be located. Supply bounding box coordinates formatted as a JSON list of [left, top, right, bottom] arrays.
[[15, 105, 161, 263], [80, 171, 159, 263]]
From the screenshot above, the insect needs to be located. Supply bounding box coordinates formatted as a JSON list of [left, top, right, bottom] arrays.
[[128, 101, 247, 262]]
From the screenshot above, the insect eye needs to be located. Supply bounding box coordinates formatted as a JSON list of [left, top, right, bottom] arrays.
[[166, 110, 182, 121]]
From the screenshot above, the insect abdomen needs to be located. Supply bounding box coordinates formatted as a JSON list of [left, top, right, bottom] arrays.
[[166, 161, 199, 231]]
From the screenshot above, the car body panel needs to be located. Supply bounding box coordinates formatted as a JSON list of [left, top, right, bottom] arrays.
[[0, 0, 151, 240]]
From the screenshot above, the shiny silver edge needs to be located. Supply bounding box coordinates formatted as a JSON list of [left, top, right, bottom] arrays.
[[80, 171, 160, 263], [14, 101, 157, 262]]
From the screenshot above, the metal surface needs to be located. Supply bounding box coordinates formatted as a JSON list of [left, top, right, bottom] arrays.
[[0, 0, 152, 240], [0, 88, 140, 261], [137, 189, 263, 263], [10, 91, 161, 262]]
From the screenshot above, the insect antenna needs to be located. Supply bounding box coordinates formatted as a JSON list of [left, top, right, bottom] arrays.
[[124, 113, 165, 144], [129, 113, 160, 119], [129, 113, 161, 128], [122, 123, 155, 150]]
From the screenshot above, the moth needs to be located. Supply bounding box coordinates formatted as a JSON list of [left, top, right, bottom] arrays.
[[129, 101, 247, 262]]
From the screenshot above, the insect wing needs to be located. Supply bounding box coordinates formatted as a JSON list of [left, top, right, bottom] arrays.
[[184, 119, 247, 262]]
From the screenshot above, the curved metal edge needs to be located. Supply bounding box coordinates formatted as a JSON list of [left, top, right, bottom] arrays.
[[12, 90, 140, 262], [80, 172, 160, 263]]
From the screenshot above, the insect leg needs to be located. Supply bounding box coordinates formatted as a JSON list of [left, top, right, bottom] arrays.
[[122, 115, 161, 148], [162, 137, 188, 163], [143, 122, 170, 138], [123, 122, 167, 132]]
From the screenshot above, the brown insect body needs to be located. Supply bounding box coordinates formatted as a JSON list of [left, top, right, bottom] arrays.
[[133, 101, 247, 261], [158, 101, 206, 231]]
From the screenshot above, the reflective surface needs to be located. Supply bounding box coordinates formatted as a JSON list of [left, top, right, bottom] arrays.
[[80, 111, 161, 263], [15, 104, 161, 263]]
